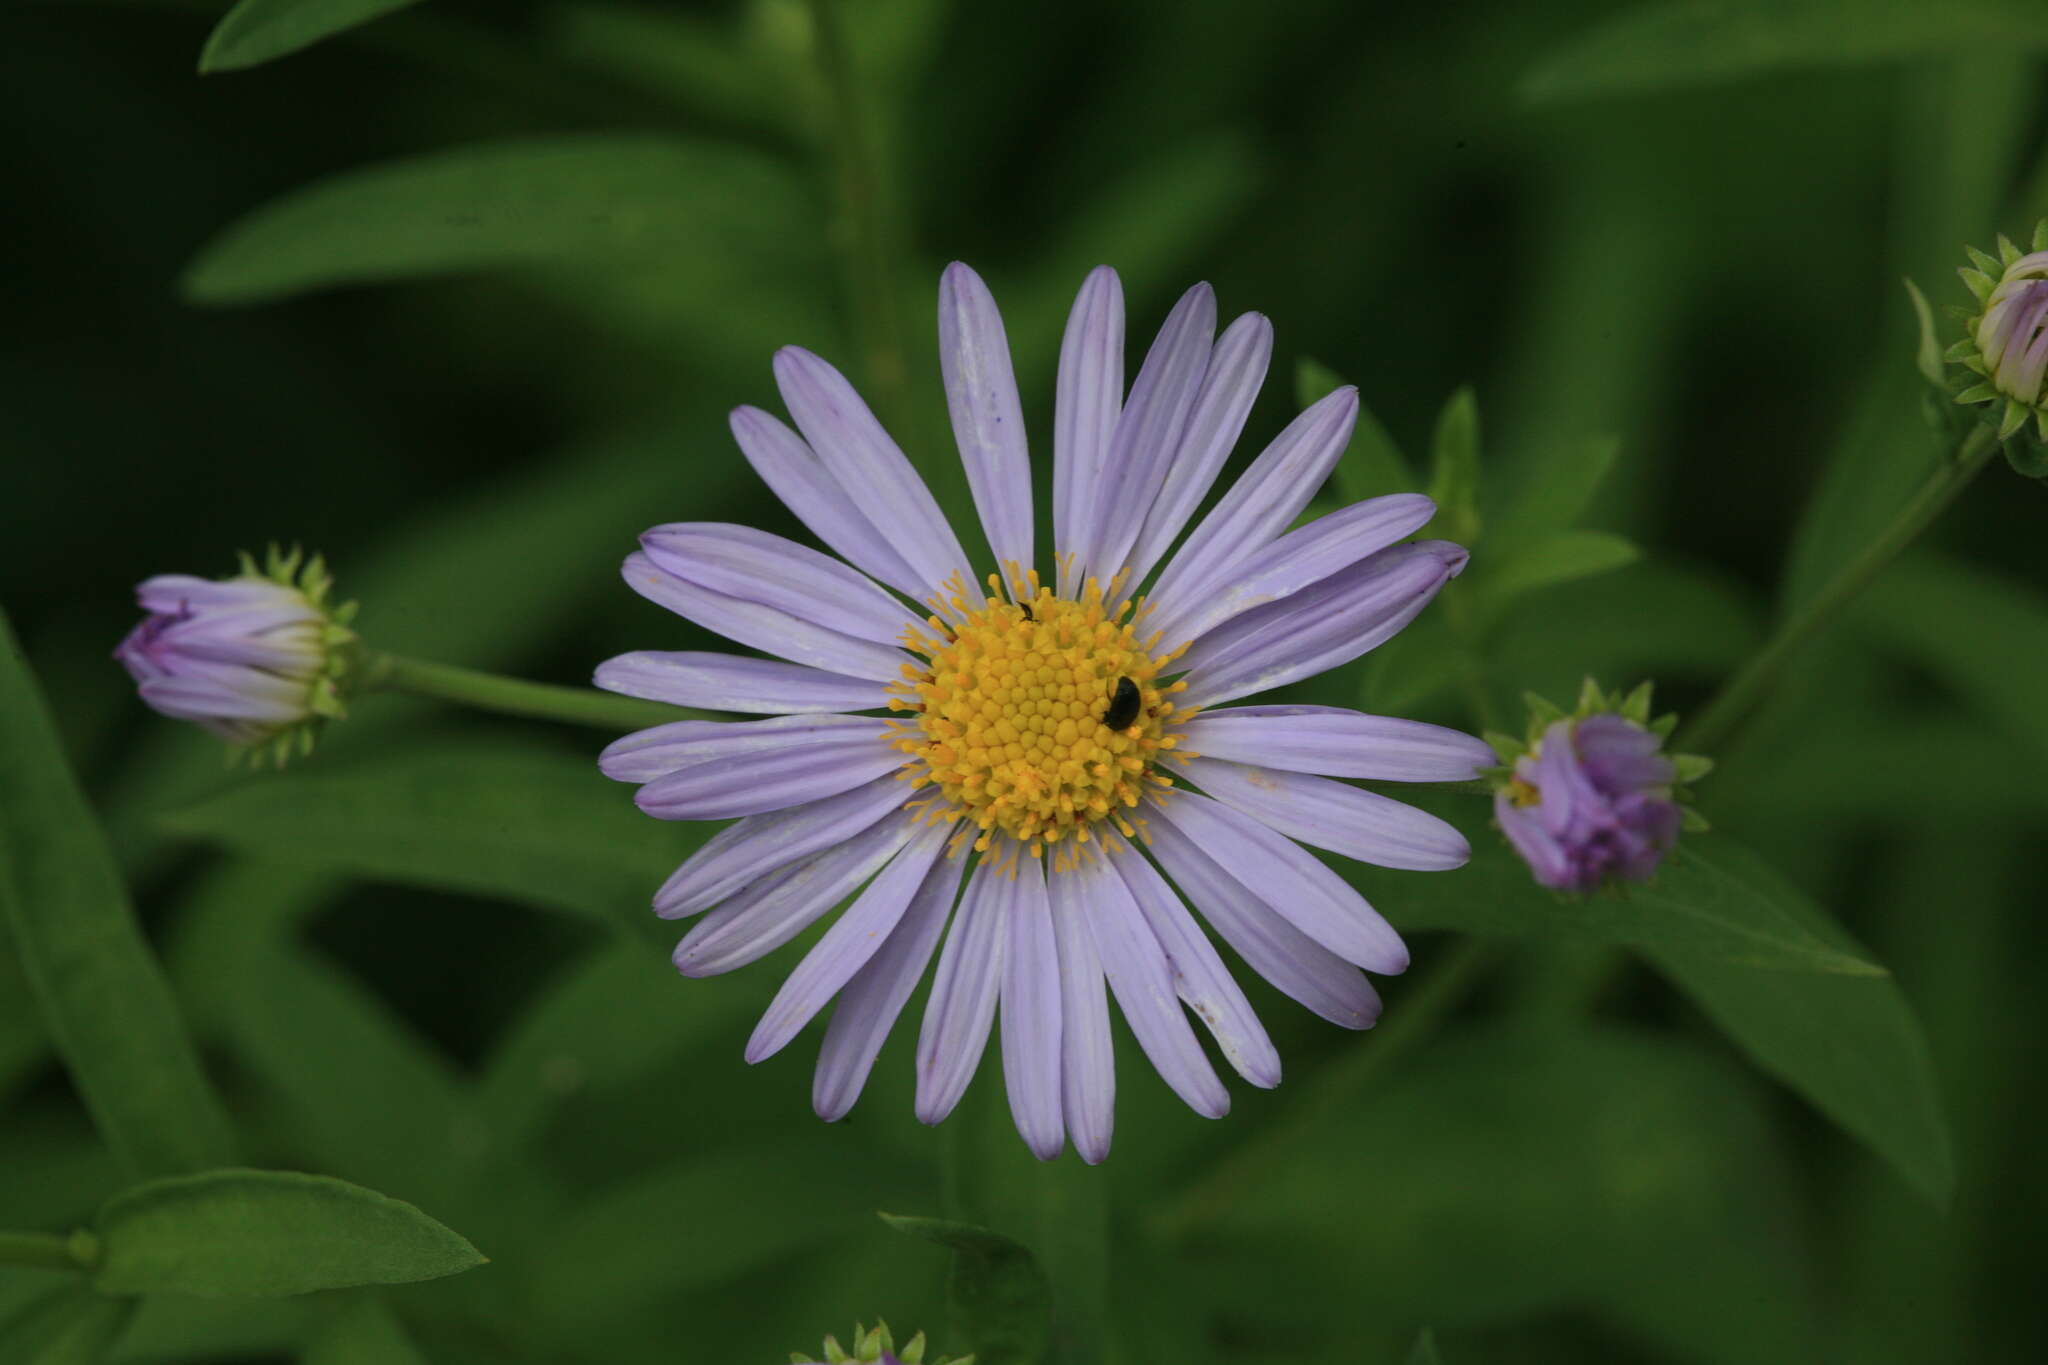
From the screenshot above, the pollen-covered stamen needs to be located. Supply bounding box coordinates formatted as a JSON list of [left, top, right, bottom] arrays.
[[887, 567, 1191, 866]]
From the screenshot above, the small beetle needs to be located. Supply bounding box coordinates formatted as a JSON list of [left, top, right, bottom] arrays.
[[1102, 676, 1141, 731]]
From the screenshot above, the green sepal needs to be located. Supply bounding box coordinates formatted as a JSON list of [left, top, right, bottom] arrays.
[[1484, 730, 1526, 765], [1944, 337, 1977, 363], [1522, 691, 1567, 732], [1998, 398, 2030, 439], [1618, 679, 1655, 725], [1959, 266, 1996, 304], [1997, 234, 2021, 267], [1680, 807, 1711, 833], [2004, 438, 2048, 479], [1965, 244, 2000, 276], [1953, 381, 1999, 404], [1671, 753, 1715, 783], [2033, 220, 2047, 253]]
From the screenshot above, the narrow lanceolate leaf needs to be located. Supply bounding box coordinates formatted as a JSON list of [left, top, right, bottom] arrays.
[[0, 1287, 136, 1365], [0, 606, 235, 1179], [200, 0, 425, 73], [1647, 932, 1953, 1207], [94, 1169, 485, 1298], [1369, 837, 1883, 975], [880, 1214, 1051, 1365], [1426, 387, 1481, 547], [1296, 358, 1417, 499], [1475, 528, 1640, 618], [158, 743, 701, 930], [183, 135, 813, 305], [1522, 0, 2048, 104]]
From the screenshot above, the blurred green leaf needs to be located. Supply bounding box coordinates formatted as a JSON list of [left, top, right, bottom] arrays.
[[1487, 435, 1621, 544], [1474, 529, 1641, 621], [0, 1287, 135, 1365], [183, 135, 815, 305], [1298, 358, 1418, 500], [1406, 1328, 1444, 1365], [302, 1297, 427, 1365], [881, 1213, 1052, 1365], [0, 606, 235, 1180], [94, 1168, 484, 1298], [1522, 0, 2047, 104], [1369, 837, 1883, 975], [1648, 928, 1954, 1207], [1426, 388, 1482, 549], [158, 742, 697, 931], [549, 1, 780, 131], [200, 0, 425, 73], [1855, 553, 2048, 767]]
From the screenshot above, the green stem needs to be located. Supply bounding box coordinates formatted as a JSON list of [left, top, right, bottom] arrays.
[[0, 1230, 88, 1273], [1152, 937, 1497, 1242], [1440, 581, 1500, 734], [361, 653, 698, 732], [1678, 422, 1998, 756], [804, 0, 913, 437]]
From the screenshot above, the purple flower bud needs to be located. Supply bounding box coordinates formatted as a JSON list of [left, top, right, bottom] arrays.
[[114, 549, 355, 759], [1489, 680, 1709, 895], [1950, 223, 2048, 445]]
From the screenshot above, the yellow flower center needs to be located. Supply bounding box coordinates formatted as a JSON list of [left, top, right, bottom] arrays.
[[889, 571, 1191, 866]]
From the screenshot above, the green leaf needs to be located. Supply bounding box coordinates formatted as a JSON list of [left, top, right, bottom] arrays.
[[157, 742, 698, 931], [880, 1214, 1052, 1365], [1426, 388, 1481, 548], [200, 0, 425, 73], [1297, 359, 1417, 499], [1406, 1328, 1444, 1365], [1488, 434, 1621, 543], [0, 1287, 136, 1365], [1648, 937, 1953, 1207], [93, 1168, 485, 1298], [1368, 836, 1884, 975], [1475, 529, 1641, 619], [183, 135, 814, 305], [0, 606, 236, 1180], [1904, 277, 1945, 386], [1522, 0, 2048, 104], [303, 1298, 428, 1365]]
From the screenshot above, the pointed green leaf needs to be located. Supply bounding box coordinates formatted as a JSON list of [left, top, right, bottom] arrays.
[[1476, 529, 1640, 619], [0, 606, 235, 1180], [880, 1214, 1051, 1365], [183, 135, 813, 305], [1297, 358, 1417, 498], [0, 1287, 136, 1365], [1426, 388, 1482, 547], [1490, 434, 1622, 544], [1522, 0, 2048, 104], [94, 1169, 484, 1298], [303, 1298, 428, 1365], [200, 0, 424, 73], [1904, 277, 1945, 385]]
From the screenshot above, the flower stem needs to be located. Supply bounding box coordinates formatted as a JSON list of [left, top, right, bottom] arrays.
[[0, 1230, 89, 1272], [1677, 422, 1998, 756], [804, 0, 913, 438], [1152, 937, 1497, 1242], [360, 653, 697, 732]]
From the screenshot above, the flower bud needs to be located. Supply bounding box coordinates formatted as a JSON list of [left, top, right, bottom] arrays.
[[1951, 222, 2048, 445], [114, 546, 356, 764], [1486, 680, 1709, 895], [789, 1320, 971, 1365]]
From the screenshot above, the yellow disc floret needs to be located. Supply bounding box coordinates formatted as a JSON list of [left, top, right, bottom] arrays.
[[889, 569, 1192, 867]]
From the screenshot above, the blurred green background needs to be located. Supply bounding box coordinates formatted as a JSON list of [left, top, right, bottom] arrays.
[[3, 0, 2045, 1361]]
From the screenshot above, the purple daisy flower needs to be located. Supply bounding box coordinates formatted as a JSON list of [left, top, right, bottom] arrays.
[[599, 263, 1491, 1162], [115, 551, 353, 753], [1494, 711, 1686, 895]]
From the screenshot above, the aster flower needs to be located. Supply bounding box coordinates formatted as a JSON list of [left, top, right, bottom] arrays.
[[115, 546, 355, 763], [1952, 222, 2048, 441], [1489, 681, 1709, 895], [791, 1320, 968, 1365], [598, 263, 1490, 1161]]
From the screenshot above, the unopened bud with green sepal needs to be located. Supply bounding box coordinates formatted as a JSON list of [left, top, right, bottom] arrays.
[[1946, 222, 2048, 476], [790, 1320, 972, 1365]]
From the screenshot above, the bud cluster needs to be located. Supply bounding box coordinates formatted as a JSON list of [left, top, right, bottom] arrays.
[[790, 1321, 971, 1365]]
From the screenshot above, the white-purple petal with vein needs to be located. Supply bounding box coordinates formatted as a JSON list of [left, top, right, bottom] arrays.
[[1105, 830, 1280, 1088], [999, 857, 1065, 1160], [634, 737, 905, 821], [653, 773, 908, 917], [939, 263, 1034, 576], [594, 651, 888, 715], [1122, 312, 1273, 588], [746, 820, 952, 1063], [1144, 385, 1359, 616], [1047, 855, 1115, 1163], [1148, 791, 1407, 974], [813, 847, 964, 1120], [1176, 540, 1467, 709], [915, 858, 1009, 1124], [599, 713, 891, 784], [640, 523, 922, 646], [1053, 267, 1124, 598], [1085, 283, 1215, 591], [1178, 705, 1494, 782], [1079, 852, 1229, 1117], [1149, 493, 1436, 646], [622, 551, 911, 683], [773, 346, 976, 599], [672, 809, 916, 977], [729, 406, 928, 600], [1180, 757, 1470, 871], [138, 677, 306, 721], [1145, 814, 1382, 1029]]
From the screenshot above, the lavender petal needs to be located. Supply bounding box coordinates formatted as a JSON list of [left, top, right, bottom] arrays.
[[1180, 757, 1470, 872], [652, 772, 908, 917], [1047, 853, 1116, 1163], [1053, 267, 1125, 598], [639, 522, 922, 647], [1178, 704, 1495, 782], [622, 551, 912, 683], [999, 857, 1065, 1160], [914, 855, 1008, 1124], [634, 737, 906, 820], [599, 713, 892, 785], [939, 262, 1034, 577], [594, 650, 889, 715]]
